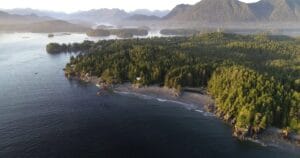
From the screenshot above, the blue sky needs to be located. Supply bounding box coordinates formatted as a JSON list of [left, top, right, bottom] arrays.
[[0, 0, 260, 13]]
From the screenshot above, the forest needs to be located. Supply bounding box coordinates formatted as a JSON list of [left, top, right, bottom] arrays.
[[160, 29, 199, 36], [47, 32, 300, 138], [86, 28, 148, 38]]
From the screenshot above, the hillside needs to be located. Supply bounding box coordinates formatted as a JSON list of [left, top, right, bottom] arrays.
[[163, 4, 192, 19], [27, 20, 89, 33], [127, 14, 160, 21], [0, 10, 51, 25], [2, 8, 169, 22], [0, 19, 89, 33], [2, 8, 68, 19], [129, 9, 169, 17], [165, 0, 256, 22], [165, 0, 300, 24], [250, 0, 300, 21], [69, 9, 129, 23]]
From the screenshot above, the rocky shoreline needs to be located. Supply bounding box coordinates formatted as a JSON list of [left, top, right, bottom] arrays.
[[68, 74, 300, 152]]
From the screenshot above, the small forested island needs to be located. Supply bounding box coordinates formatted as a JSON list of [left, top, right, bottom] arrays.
[[86, 28, 148, 38], [47, 32, 300, 145], [48, 33, 54, 38], [46, 41, 94, 54]]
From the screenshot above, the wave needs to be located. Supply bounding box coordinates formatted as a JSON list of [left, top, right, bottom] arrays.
[[157, 98, 167, 102], [116, 91, 155, 100], [115, 90, 215, 117], [195, 109, 204, 113], [246, 138, 268, 147], [195, 109, 215, 117], [116, 90, 194, 107]]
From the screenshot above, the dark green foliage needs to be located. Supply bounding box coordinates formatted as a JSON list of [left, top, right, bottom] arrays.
[[165, 64, 212, 88], [86, 28, 148, 38], [87, 29, 110, 37], [111, 29, 148, 38], [208, 66, 294, 134], [60, 32, 300, 134], [160, 29, 199, 36], [46, 40, 95, 54], [46, 43, 64, 54]]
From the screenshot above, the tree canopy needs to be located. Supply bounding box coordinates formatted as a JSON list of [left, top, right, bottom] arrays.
[[49, 32, 300, 136]]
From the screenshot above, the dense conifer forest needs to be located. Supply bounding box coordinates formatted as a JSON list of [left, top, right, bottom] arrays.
[[47, 32, 300, 137], [86, 28, 148, 38]]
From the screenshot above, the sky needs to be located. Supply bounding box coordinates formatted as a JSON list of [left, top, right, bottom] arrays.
[[0, 0, 260, 13]]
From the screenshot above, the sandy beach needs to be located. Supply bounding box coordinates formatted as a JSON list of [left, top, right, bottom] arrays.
[[113, 83, 214, 111]]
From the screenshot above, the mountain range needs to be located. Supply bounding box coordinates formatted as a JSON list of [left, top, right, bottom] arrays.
[[0, 11, 89, 33], [0, 10, 51, 25], [0, 0, 299, 33], [1, 8, 169, 23], [165, 0, 300, 23]]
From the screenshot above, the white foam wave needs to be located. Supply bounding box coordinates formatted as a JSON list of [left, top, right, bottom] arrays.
[[116, 91, 154, 100], [115, 90, 216, 117], [157, 98, 167, 102], [246, 138, 268, 147], [195, 110, 204, 113], [195, 109, 215, 117]]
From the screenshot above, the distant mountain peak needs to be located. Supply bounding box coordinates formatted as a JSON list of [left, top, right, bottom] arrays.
[[164, 0, 300, 23], [163, 4, 192, 19], [165, 0, 256, 22], [129, 9, 169, 17], [127, 14, 160, 21]]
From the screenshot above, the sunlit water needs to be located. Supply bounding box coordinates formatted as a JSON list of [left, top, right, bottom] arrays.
[[0, 33, 299, 158]]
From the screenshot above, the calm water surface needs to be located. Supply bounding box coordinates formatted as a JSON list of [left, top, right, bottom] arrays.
[[0, 33, 299, 158]]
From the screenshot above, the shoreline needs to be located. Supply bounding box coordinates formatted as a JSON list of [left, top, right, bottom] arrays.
[[73, 75, 300, 152], [114, 83, 214, 112], [113, 84, 300, 151]]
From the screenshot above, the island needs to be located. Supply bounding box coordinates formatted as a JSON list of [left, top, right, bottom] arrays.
[[86, 29, 110, 37], [47, 32, 300, 146], [48, 33, 54, 38], [86, 28, 149, 38], [46, 40, 94, 54]]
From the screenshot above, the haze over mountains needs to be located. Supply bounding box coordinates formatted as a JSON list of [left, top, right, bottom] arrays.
[[2, 8, 169, 22], [0, 10, 89, 32], [165, 0, 300, 23], [0, 0, 299, 33], [0, 10, 51, 25]]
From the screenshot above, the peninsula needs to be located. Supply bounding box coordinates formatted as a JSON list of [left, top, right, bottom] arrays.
[[46, 32, 300, 147]]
